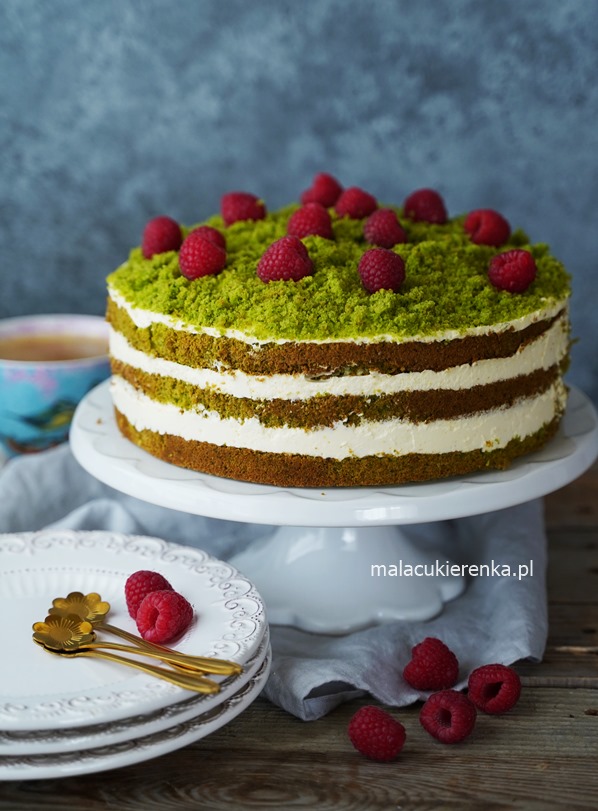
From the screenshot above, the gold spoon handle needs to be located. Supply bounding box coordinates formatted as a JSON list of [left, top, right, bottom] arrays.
[[98, 621, 242, 675], [50, 647, 221, 693], [85, 639, 216, 674]]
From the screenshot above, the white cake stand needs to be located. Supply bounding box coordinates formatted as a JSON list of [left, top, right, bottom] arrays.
[[70, 381, 598, 633]]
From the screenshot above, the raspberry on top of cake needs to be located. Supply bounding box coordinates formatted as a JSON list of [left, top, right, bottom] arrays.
[[106, 174, 571, 487]]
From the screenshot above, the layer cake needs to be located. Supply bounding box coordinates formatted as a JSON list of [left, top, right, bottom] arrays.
[[106, 180, 570, 487]]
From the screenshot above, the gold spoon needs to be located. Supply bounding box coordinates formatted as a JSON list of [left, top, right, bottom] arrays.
[[32, 616, 220, 694], [33, 640, 220, 694], [33, 615, 220, 679], [48, 592, 243, 676]]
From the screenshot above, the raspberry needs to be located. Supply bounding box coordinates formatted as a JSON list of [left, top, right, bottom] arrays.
[[464, 209, 511, 246], [124, 570, 173, 619], [403, 637, 459, 691], [488, 249, 537, 293], [135, 589, 193, 644], [141, 216, 183, 259], [348, 705, 406, 762], [190, 225, 227, 250], [363, 208, 407, 249], [403, 188, 447, 224], [256, 235, 314, 282], [358, 248, 405, 294], [287, 203, 333, 239], [419, 690, 477, 744], [221, 191, 266, 226], [335, 187, 378, 219], [300, 172, 343, 207], [179, 231, 227, 280], [467, 664, 522, 714]]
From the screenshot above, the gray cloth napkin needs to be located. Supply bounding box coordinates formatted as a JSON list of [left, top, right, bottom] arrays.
[[0, 443, 547, 720]]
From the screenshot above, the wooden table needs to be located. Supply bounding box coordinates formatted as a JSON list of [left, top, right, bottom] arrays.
[[1, 463, 597, 810]]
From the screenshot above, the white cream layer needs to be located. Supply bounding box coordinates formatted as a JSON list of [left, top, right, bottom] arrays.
[[108, 285, 568, 346], [108, 313, 568, 400], [111, 375, 567, 459]]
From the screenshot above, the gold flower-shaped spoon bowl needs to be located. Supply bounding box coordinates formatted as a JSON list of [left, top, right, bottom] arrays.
[[49, 592, 110, 623], [32, 614, 95, 651]]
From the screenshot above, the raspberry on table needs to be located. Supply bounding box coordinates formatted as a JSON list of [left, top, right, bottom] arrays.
[[135, 589, 194, 644], [125, 570, 173, 619], [190, 225, 227, 250], [403, 636, 460, 691], [221, 191, 267, 226], [179, 231, 227, 280], [348, 705, 406, 762], [363, 208, 407, 248], [141, 215, 183, 259], [467, 663, 522, 714], [300, 172, 343, 207], [403, 188, 447, 224], [358, 248, 405, 294], [287, 202, 333, 240], [335, 187, 378, 219], [464, 208, 511, 246], [488, 249, 537, 293], [419, 690, 477, 744], [257, 235, 314, 282]]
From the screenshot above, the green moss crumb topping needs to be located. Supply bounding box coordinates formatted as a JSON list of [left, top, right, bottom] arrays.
[[107, 204, 570, 341]]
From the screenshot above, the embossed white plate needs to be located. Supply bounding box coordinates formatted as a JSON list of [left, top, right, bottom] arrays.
[[0, 632, 270, 755], [0, 651, 271, 780], [0, 530, 267, 731]]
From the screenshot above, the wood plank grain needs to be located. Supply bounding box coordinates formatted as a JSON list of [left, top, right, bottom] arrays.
[[1, 689, 596, 811], [545, 603, 598, 644], [545, 529, 598, 605], [544, 462, 598, 529]]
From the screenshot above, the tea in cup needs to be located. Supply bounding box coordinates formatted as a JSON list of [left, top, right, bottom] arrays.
[[0, 314, 110, 456]]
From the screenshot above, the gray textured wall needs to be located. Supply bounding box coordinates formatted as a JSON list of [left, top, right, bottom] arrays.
[[2, 0, 597, 402]]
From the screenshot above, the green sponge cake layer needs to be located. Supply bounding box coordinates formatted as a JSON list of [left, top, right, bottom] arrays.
[[107, 194, 571, 487], [107, 206, 569, 343]]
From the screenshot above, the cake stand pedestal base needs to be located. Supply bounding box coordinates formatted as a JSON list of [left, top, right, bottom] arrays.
[[230, 525, 465, 634]]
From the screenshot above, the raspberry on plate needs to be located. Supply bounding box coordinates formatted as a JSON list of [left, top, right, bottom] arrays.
[[335, 187, 378, 219], [135, 589, 194, 644], [488, 249, 537, 293], [358, 248, 405, 294], [190, 225, 227, 250], [348, 705, 406, 762], [403, 188, 447, 224], [125, 570, 173, 619], [403, 637, 459, 691], [363, 208, 407, 248], [467, 663, 522, 714], [300, 172, 343, 208], [179, 231, 227, 280], [464, 208, 511, 246], [419, 690, 477, 744], [257, 236, 314, 282], [221, 191, 266, 226], [287, 202, 333, 240], [141, 215, 183, 259]]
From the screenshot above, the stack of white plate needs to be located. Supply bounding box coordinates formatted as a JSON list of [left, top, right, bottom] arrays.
[[0, 529, 270, 780]]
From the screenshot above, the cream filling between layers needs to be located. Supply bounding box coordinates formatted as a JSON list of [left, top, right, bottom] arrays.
[[108, 314, 569, 400], [108, 285, 568, 346], [111, 375, 567, 459]]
